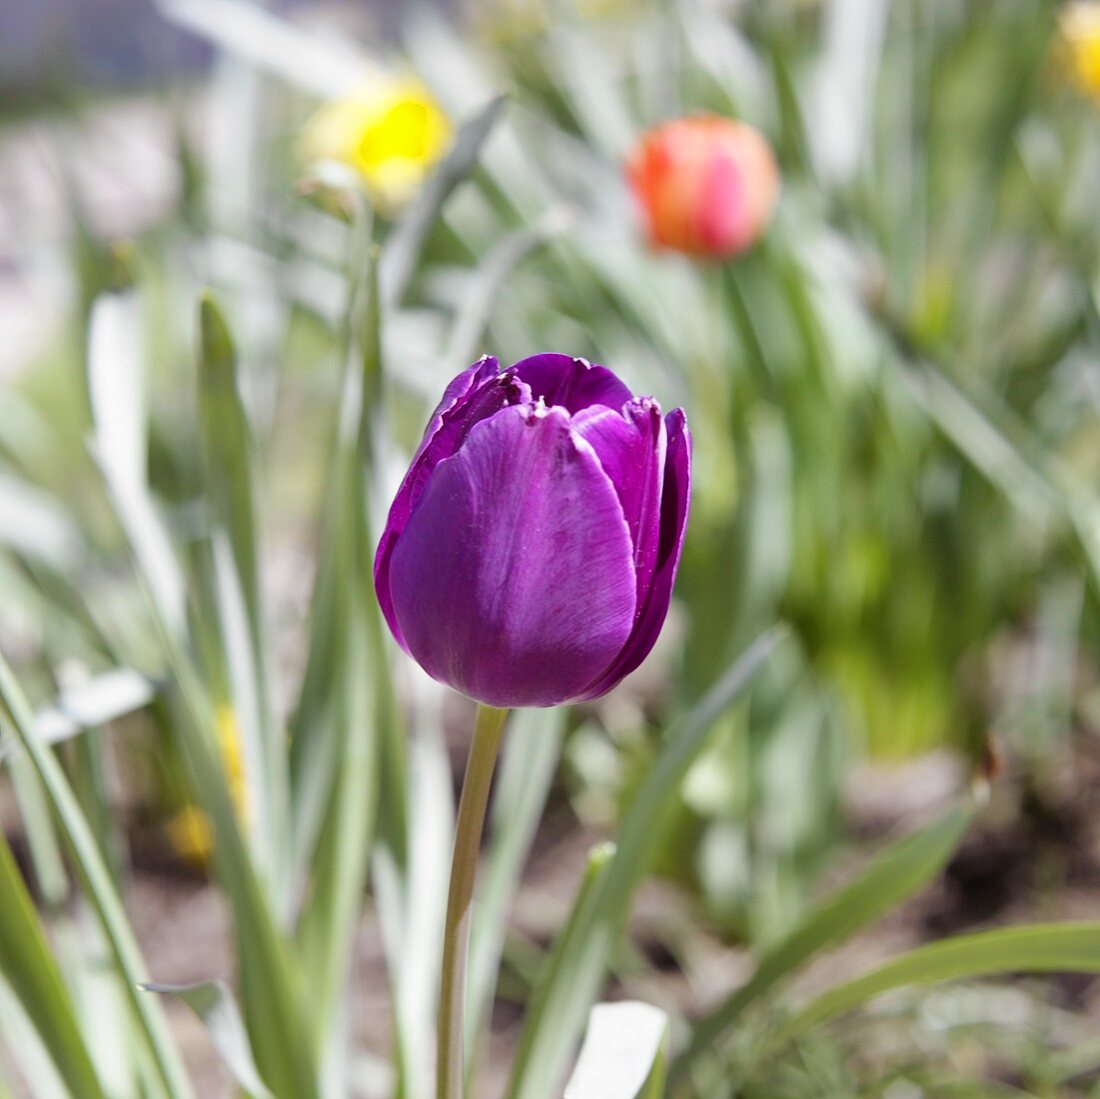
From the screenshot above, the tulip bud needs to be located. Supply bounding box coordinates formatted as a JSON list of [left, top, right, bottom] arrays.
[[627, 114, 779, 258], [374, 355, 691, 708]]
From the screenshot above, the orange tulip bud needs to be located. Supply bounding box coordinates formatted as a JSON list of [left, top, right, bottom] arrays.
[[627, 115, 779, 259]]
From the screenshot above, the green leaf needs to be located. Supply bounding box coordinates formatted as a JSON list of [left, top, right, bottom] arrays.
[[510, 841, 616, 1099], [197, 294, 262, 627], [875, 317, 1100, 598], [197, 295, 289, 900], [380, 94, 508, 308], [0, 474, 84, 572], [507, 626, 788, 1099], [294, 241, 380, 1052], [673, 804, 972, 1080], [288, 222, 385, 872], [159, 662, 321, 1099], [0, 979, 70, 1098], [564, 1002, 669, 1099], [774, 922, 1100, 1047], [0, 830, 108, 1099], [444, 212, 567, 374], [143, 981, 273, 1099], [86, 288, 186, 631], [0, 669, 156, 760], [87, 288, 147, 495], [85, 297, 318, 1097], [0, 652, 193, 1099]]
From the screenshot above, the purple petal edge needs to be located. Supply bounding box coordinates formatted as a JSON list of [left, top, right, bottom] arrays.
[[511, 353, 635, 414], [375, 356, 516, 651], [574, 407, 691, 701], [571, 398, 666, 609]]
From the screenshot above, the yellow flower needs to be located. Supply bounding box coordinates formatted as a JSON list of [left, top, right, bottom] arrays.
[[300, 78, 451, 211], [166, 804, 214, 867], [167, 704, 248, 868], [1060, 2, 1100, 98]]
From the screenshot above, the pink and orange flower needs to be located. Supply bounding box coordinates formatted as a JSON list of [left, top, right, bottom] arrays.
[[627, 114, 779, 259]]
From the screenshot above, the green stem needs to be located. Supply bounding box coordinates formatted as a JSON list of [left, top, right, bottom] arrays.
[[437, 704, 509, 1099], [722, 264, 773, 398]]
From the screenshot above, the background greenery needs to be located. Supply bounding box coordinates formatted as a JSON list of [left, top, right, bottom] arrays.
[[1, 0, 1099, 1096]]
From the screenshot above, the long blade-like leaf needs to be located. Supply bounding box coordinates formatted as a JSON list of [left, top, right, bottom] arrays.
[[508, 626, 788, 1099], [153, 642, 322, 1099], [564, 1002, 669, 1099], [0, 669, 156, 760], [295, 244, 381, 1054], [380, 95, 507, 309], [197, 295, 288, 899], [86, 288, 186, 632], [143, 981, 273, 1099], [673, 804, 972, 1080], [774, 922, 1100, 1047], [0, 831, 108, 1099], [0, 654, 193, 1099]]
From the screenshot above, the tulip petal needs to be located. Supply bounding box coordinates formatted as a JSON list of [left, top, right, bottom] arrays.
[[415, 355, 501, 464], [576, 408, 691, 701], [375, 360, 531, 649], [388, 404, 637, 707], [571, 398, 666, 605], [697, 149, 747, 255], [511, 353, 634, 414]]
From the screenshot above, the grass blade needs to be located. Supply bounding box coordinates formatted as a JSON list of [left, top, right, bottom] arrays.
[[87, 288, 146, 499], [509, 841, 617, 1099], [143, 981, 273, 1099], [673, 804, 972, 1080], [381, 94, 508, 309], [0, 653, 193, 1099], [86, 288, 186, 633], [0, 475, 83, 572], [0, 830, 108, 1099], [507, 626, 788, 1099], [198, 295, 288, 898], [147, 624, 321, 1099], [444, 213, 567, 374], [0, 669, 156, 759], [773, 922, 1100, 1048], [0, 979, 68, 1099]]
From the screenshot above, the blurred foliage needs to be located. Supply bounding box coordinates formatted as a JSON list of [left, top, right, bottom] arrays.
[[0, 0, 1100, 1095]]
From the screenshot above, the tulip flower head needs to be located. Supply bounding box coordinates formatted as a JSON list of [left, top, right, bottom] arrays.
[[375, 355, 691, 708], [627, 114, 779, 258], [301, 77, 451, 211], [1060, 2, 1100, 99]]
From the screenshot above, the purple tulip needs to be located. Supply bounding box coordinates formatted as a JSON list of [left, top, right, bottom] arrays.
[[374, 354, 691, 708]]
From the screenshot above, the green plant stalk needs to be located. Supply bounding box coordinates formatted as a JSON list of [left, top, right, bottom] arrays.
[[437, 704, 509, 1099], [507, 627, 787, 1099], [671, 805, 972, 1087], [0, 829, 108, 1099], [0, 653, 193, 1099], [770, 921, 1100, 1051]]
